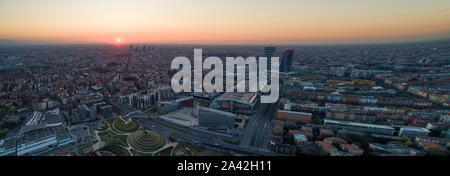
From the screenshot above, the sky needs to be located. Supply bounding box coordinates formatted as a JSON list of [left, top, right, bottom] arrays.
[[0, 0, 449, 45]]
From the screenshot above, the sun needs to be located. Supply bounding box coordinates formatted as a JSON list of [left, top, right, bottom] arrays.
[[116, 38, 121, 43]]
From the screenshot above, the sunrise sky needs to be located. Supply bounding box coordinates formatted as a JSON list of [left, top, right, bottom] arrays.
[[0, 0, 449, 44]]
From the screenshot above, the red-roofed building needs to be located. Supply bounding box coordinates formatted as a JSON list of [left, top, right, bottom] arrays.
[[418, 141, 447, 152], [324, 137, 347, 146], [316, 141, 338, 155], [277, 110, 312, 123], [415, 136, 450, 148], [320, 128, 335, 138], [272, 126, 284, 136], [301, 126, 313, 133], [340, 144, 364, 156], [271, 135, 283, 144]]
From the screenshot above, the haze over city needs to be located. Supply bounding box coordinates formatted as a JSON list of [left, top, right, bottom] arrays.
[[1, 0, 450, 45], [0, 0, 450, 160]]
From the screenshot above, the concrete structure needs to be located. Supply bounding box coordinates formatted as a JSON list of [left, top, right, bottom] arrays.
[[157, 101, 179, 115], [198, 107, 235, 128], [78, 105, 96, 121], [324, 119, 395, 135], [0, 125, 74, 156], [119, 91, 160, 110], [98, 105, 113, 118], [40, 111, 63, 127], [215, 92, 258, 113], [399, 126, 430, 138], [26, 111, 44, 126], [156, 86, 175, 101], [159, 107, 198, 127], [190, 92, 220, 101], [26, 109, 63, 127], [157, 96, 193, 115], [175, 96, 194, 107], [369, 143, 424, 156]]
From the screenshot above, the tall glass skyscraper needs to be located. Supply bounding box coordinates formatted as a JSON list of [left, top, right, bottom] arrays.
[[262, 46, 277, 71], [280, 49, 294, 73]]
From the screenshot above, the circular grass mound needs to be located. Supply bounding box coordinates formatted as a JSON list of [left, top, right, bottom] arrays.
[[113, 119, 139, 133], [129, 130, 166, 153]]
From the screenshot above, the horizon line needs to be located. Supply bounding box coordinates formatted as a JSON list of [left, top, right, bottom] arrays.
[[1, 37, 450, 47]]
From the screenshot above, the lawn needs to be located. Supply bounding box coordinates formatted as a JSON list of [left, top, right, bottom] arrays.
[[113, 118, 139, 133], [173, 142, 231, 156], [98, 130, 128, 147]]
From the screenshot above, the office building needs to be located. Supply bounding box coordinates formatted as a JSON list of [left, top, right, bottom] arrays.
[[99, 105, 113, 118], [215, 92, 258, 114], [119, 91, 160, 110], [324, 119, 395, 135], [262, 46, 277, 71], [0, 125, 74, 156], [198, 107, 235, 128], [399, 126, 430, 137], [78, 105, 96, 121], [280, 49, 294, 73]]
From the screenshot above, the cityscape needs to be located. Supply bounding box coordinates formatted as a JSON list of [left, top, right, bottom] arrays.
[[0, 41, 448, 156], [0, 0, 449, 157]]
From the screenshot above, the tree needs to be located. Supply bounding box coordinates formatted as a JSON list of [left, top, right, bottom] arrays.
[[405, 140, 414, 147], [0, 128, 8, 138], [2, 115, 8, 122]]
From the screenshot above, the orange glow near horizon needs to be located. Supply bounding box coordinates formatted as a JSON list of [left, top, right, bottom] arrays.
[[0, 0, 450, 45]]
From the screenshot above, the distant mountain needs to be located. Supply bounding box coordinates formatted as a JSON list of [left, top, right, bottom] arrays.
[[0, 39, 22, 46]]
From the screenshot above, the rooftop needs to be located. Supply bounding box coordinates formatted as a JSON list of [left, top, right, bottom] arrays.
[[324, 119, 395, 130], [215, 92, 258, 106], [421, 142, 447, 151], [199, 106, 235, 117], [278, 110, 312, 116], [341, 144, 363, 151], [294, 134, 308, 142], [316, 141, 337, 150], [400, 126, 430, 133]]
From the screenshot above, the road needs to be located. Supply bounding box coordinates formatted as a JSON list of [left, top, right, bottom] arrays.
[[133, 114, 283, 156], [239, 102, 277, 150], [105, 101, 283, 155]]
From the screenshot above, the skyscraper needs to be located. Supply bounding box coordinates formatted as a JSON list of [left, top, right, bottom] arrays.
[[280, 49, 294, 73], [262, 46, 277, 71]]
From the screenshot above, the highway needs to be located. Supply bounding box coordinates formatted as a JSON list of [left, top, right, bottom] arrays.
[[240, 102, 277, 150], [133, 114, 283, 156], [108, 100, 283, 155]]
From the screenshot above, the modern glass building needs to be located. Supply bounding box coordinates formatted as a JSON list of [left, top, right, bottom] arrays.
[[262, 46, 277, 71], [280, 49, 294, 73], [198, 107, 235, 128]]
